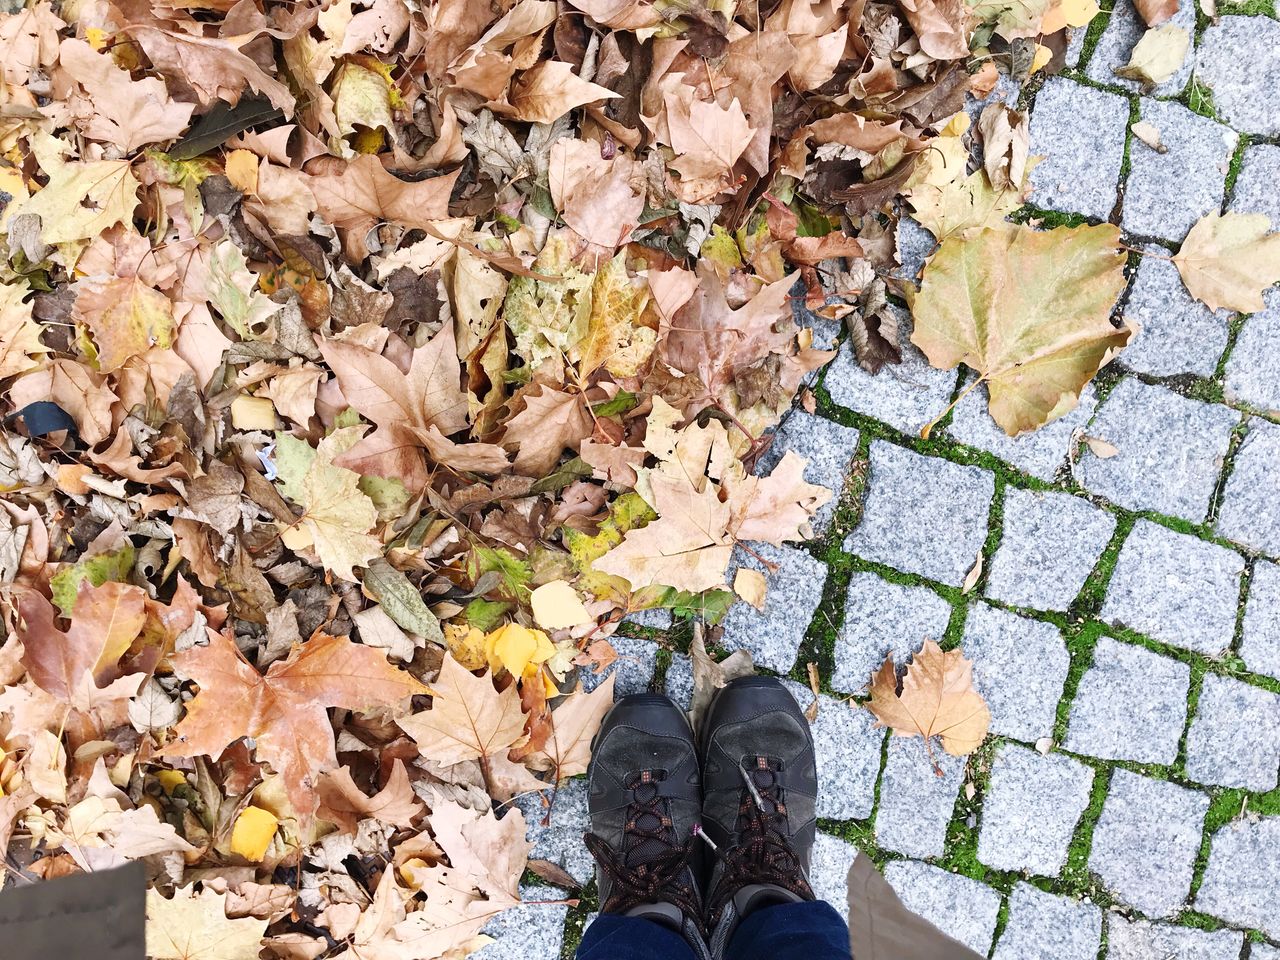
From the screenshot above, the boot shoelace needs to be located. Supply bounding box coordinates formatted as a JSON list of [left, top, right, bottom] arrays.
[[584, 770, 702, 926], [706, 756, 814, 923]]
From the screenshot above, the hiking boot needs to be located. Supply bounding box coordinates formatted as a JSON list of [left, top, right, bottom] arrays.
[[585, 693, 710, 958], [698, 676, 818, 957]]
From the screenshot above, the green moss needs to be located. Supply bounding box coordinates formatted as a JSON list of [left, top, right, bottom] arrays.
[[1010, 206, 1097, 229], [1057, 764, 1113, 901], [559, 882, 598, 960], [1077, 0, 1117, 70], [1216, 0, 1277, 16], [1184, 76, 1220, 121]]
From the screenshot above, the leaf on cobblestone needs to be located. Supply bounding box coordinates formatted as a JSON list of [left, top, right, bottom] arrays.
[[866, 639, 991, 758], [910, 223, 1131, 436], [1173, 212, 1280, 313], [1114, 25, 1190, 87]]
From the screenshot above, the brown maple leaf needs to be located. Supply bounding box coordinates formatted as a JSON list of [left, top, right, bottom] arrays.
[[522, 676, 615, 781], [160, 630, 427, 821]]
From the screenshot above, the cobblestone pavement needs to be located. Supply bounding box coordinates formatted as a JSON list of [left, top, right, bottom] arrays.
[[485, 2, 1280, 957]]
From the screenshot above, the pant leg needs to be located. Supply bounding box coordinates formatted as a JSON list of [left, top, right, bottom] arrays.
[[726, 900, 851, 960], [576, 913, 699, 960]]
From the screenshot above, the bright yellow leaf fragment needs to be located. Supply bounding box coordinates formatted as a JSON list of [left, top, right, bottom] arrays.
[[485, 622, 556, 679], [530, 580, 592, 630], [230, 805, 278, 861]]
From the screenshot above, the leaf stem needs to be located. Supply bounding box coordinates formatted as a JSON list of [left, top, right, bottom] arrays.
[[919, 373, 985, 439]]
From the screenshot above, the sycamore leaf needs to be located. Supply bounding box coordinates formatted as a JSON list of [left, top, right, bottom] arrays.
[[160, 630, 427, 820], [1114, 24, 1190, 87], [663, 91, 754, 202], [523, 677, 615, 779], [207, 240, 283, 337], [146, 886, 268, 960], [1172, 212, 1280, 312], [866, 639, 991, 756], [503, 384, 592, 476], [397, 653, 528, 768], [16, 148, 140, 248], [71, 275, 175, 372], [496, 60, 619, 123], [317, 759, 423, 833], [0, 281, 45, 379], [910, 223, 1130, 436], [728, 450, 832, 546], [970, 0, 1051, 39], [575, 253, 657, 378]]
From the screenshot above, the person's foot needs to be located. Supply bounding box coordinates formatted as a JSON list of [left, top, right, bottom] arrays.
[[698, 676, 818, 954], [585, 693, 708, 956]]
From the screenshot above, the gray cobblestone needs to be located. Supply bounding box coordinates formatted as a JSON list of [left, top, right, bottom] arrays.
[[1196, 15, 1280, 136], [824, 312, 958, 436], [809, 831, 858, 919], [893, 214, 937, 282], [1100, 519, 1244, 656], [512, 779, 592, 889], [662, 652, 693, 708], [833, 572, 954, 694], [875, 736, 964, 860], [962, 603, 1070, 743], [721, 543, 827, 673], [1184, 673, 1280, 791], [1085, 0, 1196, 97], [845, 442, 994, 587], [1241, 560, 1280, 681], [756, 411, 860, 537], [1224, 288, 1280, 416], [621, 607, 672, 631], [1122, 99, 1236, 242], [1194, 816, 1280, 939], [783, 680, 884, 821], [1216, 417, 1280, 557], [882, 861, 1002, 956], [1029, 78, 1129, 220], [477, 885, 566, 960], [946, 379, 1098, 481], [1227, 143, 1280, 224], [985, 487, 1116, 613], [1064, 636, 1190, 764], [1250, 945, 1280, 960], [1088, 770, 1209, 918], [991, 884, 1101, 960], [1106, 916, 1244, 960], [977, 744, 1094, 877], [1076, 378, 1238, 523], [1120, 245, 1232, 378], [579, 636, 657, 697]]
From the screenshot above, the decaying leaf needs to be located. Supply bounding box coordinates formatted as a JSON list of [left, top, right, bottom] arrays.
[[1114, 24, 1191, 87], [866, 640, 991, 758]]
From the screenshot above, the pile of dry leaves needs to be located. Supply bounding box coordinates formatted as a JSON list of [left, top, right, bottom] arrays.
[[0, 0, 1162, 955]]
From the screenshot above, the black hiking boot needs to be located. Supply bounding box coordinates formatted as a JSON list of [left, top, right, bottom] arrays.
[[585, 693, 710, 958], [698, 676, 818, 957]]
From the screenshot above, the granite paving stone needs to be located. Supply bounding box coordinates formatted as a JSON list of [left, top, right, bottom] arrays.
[[1064, 636, 1190, 764], [977, 744, 1094, 876], [1196, 16, 1280, 136], [1100, 519, 1244, 656], [1122, 100, 1236, 243], [1120, 244, 1232, 378], [755, 411, 860, 537], [985, 487, 1116, 613], [621, 607, 672, 631], [1224, 287, 1280, 415], [1184, 673, 1280, 791], [893, 214, 937, 282], [782, 680, 883, 821], [662, 652, 693, 708], [845, 442, 994, 587], [1088, 770, 1209, 918], [1216, 417, 1280, 557], [1241, 560, 1280, 681], [512, 779, 593, 889], [882, 861, 1002, 956], [1085, 0, 1197, 97], [1076, 378, 1239, 523], [476, 885, 567, 960], [1194, 816, 1280, 939], [1227, 143, 1280, 224], [946, 378, 1098, 481], [809, 831, 858, 919], [720, 543, 828, 673], [824, 310, 958, 436], [833, 571, 954, 694], [1029, 77, 1130, 220], [875, 736, 964, 859], [991, 884, 1101, 960], [961, 603, 1070, 743], [1250, 945, 1280, 960], [579, 636, 657, 697], [1106, 916, 1244, 960], [1064, 24, 1087, 67]]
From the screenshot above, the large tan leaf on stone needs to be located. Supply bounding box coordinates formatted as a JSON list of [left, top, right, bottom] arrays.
[[1172, 212, 1280, 313], [866, 640, 991, 756], [397, 653, 528, 768], [910, 223, 1130, 436]]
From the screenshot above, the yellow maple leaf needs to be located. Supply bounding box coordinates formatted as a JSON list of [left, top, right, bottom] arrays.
[[17, 133, 140, 249], [72, 275, 174, 372]]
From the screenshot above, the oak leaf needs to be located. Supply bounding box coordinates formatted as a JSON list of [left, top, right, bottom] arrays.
[[397, 653, 528, 768], [146, 886, 268, 960], [866, 639, 991, 756], [1172, 212, 1280, 313], [160, 630, 427, 820], [910, 223, 1130, 436]]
